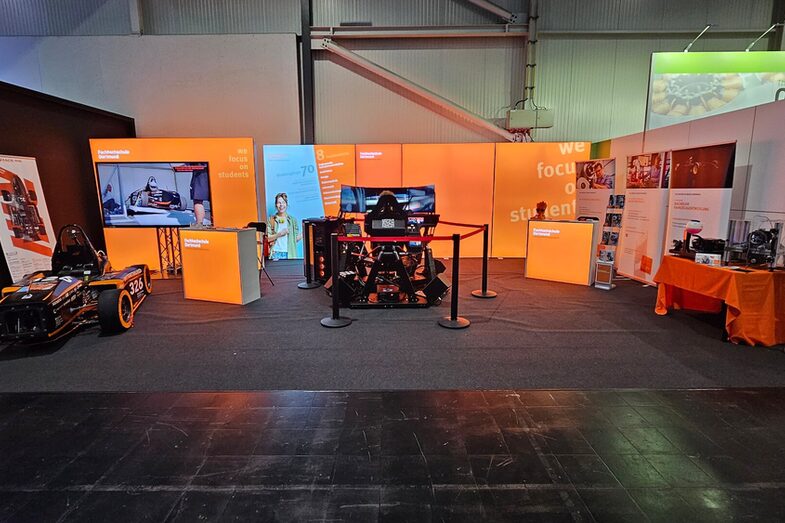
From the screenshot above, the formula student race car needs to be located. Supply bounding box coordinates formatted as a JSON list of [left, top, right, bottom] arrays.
[[0, 224, 152, 342], [126, 176, 187, 214]]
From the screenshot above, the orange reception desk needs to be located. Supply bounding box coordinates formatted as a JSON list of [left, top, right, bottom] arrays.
[[180, 228, 260, 305], [525, 220, 600, 286]]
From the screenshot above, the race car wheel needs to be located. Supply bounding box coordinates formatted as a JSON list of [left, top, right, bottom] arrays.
[[98, 289, 134, 333], [142, 266, 152, 294]]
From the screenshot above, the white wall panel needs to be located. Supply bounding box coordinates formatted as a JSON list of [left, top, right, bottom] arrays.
[[745, 101, 785, 219], [0, 35, 301, 146]]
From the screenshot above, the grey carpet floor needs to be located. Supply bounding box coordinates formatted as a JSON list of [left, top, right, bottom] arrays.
[[0, 259, 783, 391]]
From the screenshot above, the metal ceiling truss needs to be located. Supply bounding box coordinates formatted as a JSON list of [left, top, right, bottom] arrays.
[[319, 38, 522, 142]]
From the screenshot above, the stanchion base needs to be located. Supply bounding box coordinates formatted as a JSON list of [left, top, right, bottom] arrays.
[[321, 316, 352, 328], [298, 281, 321, 289], [438, 317, 471, 329], [471, 289, 497, 299]]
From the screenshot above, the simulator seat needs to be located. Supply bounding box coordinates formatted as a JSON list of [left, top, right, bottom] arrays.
[[361, 193, 418, 302], [51, 225, 109, 277]]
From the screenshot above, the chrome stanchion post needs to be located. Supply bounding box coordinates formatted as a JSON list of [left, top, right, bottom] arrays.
[[472, 223, 497, 299], [298, 220, 320, 289], [321, 233, 351, 328], [438, 233, 470, 329]]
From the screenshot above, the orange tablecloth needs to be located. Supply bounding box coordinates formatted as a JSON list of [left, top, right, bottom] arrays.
[[654, 256, 785, 347]]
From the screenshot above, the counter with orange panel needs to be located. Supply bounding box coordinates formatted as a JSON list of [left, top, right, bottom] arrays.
[[180, 228, 260, 305], [525, 220, 600, 286]]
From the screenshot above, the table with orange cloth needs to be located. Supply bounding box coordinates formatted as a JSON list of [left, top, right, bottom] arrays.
[[654, 255, 785, 347]]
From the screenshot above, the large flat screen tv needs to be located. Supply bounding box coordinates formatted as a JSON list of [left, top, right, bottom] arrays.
[[339, 185, 436, 213], [96, 162, 212, 227]]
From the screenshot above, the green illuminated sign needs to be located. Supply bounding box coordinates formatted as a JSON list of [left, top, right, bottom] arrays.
[[653, 51, 785, 74]]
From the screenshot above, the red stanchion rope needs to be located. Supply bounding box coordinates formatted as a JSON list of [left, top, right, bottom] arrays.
[[438, 220, 484, 229], [459, 227, 484, 240]]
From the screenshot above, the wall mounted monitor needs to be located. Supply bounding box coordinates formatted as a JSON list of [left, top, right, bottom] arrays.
[[96, 162, 212, 227], [339, 185, 435, 213]]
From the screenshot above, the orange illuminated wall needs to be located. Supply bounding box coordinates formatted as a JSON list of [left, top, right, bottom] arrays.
[[525, 220, 596, 285], [90, 138, 257, 229], [356, 144, 402, 187], [402, 143, 495, 257], [91, 138, 258, 269], [493, 142, 591, 257], [314, 145, 356, 217], [104, 228, 160, 273]]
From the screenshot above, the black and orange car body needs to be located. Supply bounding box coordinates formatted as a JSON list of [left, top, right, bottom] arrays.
[[0, 224, 151, 342]]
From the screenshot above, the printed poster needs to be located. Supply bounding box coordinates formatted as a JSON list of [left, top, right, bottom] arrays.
[[0, 155, 55, 282], [575, 158, 615, 222], [664, 143, 735, 253], [617, 152, 671, 284]]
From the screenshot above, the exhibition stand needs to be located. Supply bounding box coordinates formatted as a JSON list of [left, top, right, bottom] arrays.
[[525, 220, 600, 286], [180, 228, 260, 305], [654, 256, 785, 347]]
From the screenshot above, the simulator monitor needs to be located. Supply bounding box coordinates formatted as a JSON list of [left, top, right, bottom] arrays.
[[339, 185, 436, 214]]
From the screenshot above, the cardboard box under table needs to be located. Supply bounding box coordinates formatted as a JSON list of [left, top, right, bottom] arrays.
[[180, 228, 260, 305]]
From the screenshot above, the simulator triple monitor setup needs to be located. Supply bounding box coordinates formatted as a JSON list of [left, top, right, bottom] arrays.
[[304, 185, 448, 308], [96, 162, 212, 227]]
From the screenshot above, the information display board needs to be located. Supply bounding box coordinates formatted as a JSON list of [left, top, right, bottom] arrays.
[[0, 155, 55, 282], [90, 138, 258, 230], [647, 52, 785, 130], [664, 142, 736, 253], [617, 152, 671, 284]]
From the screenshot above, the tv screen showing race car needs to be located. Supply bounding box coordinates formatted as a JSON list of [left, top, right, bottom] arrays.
[[339, 185, 436, 213], [96, 162, 212, 227]]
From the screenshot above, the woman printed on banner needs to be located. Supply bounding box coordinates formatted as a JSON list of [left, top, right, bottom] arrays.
[[267, 192, 302, 260]]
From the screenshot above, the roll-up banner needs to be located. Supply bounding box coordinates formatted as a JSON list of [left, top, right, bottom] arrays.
[[262, 145, 356, 259], [617, 152, 671, 283], [575, 158, 615, 222], [0, 155, 55, 282], [664, 142, 736, 255]]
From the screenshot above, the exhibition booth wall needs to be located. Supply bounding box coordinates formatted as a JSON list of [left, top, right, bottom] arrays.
[[605, 99, 785, 221], [260, 142, 590, 258], [0, 82, 135, 286]]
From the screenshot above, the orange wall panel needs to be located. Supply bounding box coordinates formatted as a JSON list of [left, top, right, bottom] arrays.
[[90, 138, 258, 229], [103, 228, 160, 274], [314, 145, 356, 217], [492, 142, 591, 257], [402, 143, 495, 257], [356, 144, 403, 187]]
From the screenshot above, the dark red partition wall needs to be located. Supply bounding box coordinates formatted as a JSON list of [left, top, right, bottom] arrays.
[[0, 81, 135, 285]]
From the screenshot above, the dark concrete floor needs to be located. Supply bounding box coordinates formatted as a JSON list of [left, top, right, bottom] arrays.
[[3, 389, 785, 522]]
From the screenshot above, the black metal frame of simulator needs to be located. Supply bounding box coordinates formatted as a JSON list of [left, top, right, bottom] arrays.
[[327, 186, 446, 309]]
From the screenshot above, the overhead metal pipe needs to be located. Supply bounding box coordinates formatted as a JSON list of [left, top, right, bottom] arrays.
[[466, 0, 518, 23], [320, 38, 520, 142]]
